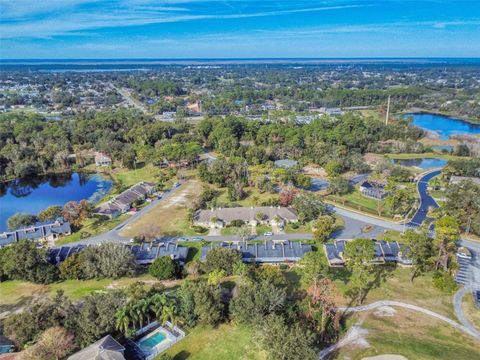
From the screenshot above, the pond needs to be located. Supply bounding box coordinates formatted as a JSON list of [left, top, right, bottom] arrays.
[[392, 158, 448, 169], [0, 172, 112, 232], [405, 113, 480, 140]]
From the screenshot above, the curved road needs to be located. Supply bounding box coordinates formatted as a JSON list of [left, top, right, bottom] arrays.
[[408, 169, 441, 226]]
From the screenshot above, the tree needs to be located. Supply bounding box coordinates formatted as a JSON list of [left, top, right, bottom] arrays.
[[66, 243, 136, 279], [304, 278, 340, 343], [293, 193, 326, 223], [299, 251, 330, 285], [177, 281, 197, 327], [7, 212, 37, 230], [4, 291, 77, 349], [402, 229, 434, 282], [0, 240, 58, 284], [62, 199, 89, 228], [312, 215, 336, 243], [204, 247, 242, 275], [434, 216, 460, 271], [191, 280, 224, 325], [325, 160, 343, 178], [385, 187, 415, 216], [344, 238, 376, 304], [230, 280, 286, 325], [234, 225, 251, 241], [329, 176, 351, 195], [444, 180, 480, 236], [77, 290, 126, 346], [20, 327, 75, 360], [37, 205, 63, 222], [149, 256, 178, 280], [257, 314, 317, 360], [207, 269, 226, 286], [279, 186, 298, 206]]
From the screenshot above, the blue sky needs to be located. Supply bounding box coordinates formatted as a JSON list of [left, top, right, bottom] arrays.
[[1, 0, 479, 59]]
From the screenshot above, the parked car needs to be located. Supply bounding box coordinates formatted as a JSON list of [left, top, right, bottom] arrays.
[[177, 237, 188, 242], [192, 237, 204, 241], [475, 290, 480, 308], [263, 232, 273, 236]]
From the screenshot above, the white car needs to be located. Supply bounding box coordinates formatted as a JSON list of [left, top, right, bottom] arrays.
[[263, 232, 273, 236]]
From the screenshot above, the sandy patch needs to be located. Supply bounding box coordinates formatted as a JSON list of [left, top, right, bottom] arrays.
[[362, 355, 408, 360], [374, 305, 396, 317], [319, 325, 369, 359]]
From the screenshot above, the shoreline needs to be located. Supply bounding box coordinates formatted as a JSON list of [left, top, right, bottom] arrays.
[[401, 108, 480, 125]]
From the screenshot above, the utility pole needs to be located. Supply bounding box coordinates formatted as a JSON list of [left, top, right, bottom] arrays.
[[385, 95, 391, 126]]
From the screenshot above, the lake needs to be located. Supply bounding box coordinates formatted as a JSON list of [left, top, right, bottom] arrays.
[[406, 113, 480, 140], [392, 158, 448, 169], [0, 172, 112, 232]]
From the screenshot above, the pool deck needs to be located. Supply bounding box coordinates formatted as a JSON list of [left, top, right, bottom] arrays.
[[136, 322, 185, 360]]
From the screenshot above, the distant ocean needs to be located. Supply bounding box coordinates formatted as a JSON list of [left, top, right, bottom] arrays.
[[1, 58, 479, 72]]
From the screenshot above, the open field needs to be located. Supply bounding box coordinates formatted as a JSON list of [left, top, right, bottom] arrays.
[[119, 181, 203, 238], [0, 274, 159, 314], [335, 310, 480, 360], [110, 163, 161, 189], [384, 152, 460, 161], [332, 268, 456, 319], [462, 292, 480, 331], [163, 324, 266, 360]]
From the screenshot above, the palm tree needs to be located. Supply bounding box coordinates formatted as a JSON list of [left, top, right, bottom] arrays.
[[115, 307, 131, 335], [133, 302, 146, 329], [150, 293, 167, 321], [160, 299, 178, 327], [127, 304, 140, 331], [138, 298, 151, 325]]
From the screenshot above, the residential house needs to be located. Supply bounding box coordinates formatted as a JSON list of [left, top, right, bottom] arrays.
[[324, 239, 412, 267], [94, 181, 155, 218], [128, 241, 190, 265], [94, 152, 112, 167], [48, 242, 190, 266], [0, 219, 71, 247], [68, 335, 125, 360], [195, 206, 298, 228], [201, 240, 312, 264], [359, 180, 388, 199]]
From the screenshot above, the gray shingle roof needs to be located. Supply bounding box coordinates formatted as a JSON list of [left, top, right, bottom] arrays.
[[47, 242, 189, 266], [195, 206, 298, 224], [324, 239, 412, 267], [68, 335, 125, 360], [0, 219, 71, 247], [94, 181, 155, 216], [200, 240, 312, 263], [128, 242, 189, 265]]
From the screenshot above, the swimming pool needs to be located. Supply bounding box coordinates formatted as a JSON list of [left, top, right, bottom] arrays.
[[138, 331, 167, 350]]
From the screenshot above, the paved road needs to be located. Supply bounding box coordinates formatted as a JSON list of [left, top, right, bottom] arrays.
[[407, 169, 441, 226], [67, 183, 185, 246], [453, 287, 480, 340]]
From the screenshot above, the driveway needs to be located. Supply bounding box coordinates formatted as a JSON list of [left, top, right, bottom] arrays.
[[407, 169, 441, 226]]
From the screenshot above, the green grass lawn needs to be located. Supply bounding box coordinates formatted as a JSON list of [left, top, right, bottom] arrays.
[[384, 152, 461, 161], [335, 310, 480, 360], [216, 187, 278, 207], [462, 292, 480, 331], [111, 164, 161, 188], [56, 214, 129, 245], [332, 267, 456, 319], [327, 190, 389, 218], [0, 274, 158, 310], [163, 324, 266, 360]]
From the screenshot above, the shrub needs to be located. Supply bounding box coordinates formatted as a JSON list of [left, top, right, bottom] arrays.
[[230, 219, 246, 227], [432, 271, 457, 294], [149, 256, 178, 280]]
